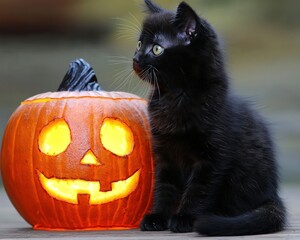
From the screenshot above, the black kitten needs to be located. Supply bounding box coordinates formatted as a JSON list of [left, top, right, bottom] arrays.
[[133, 0, 286, 236]]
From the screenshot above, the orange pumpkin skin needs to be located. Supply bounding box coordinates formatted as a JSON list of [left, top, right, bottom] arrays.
[[1, 91, 154, 230]]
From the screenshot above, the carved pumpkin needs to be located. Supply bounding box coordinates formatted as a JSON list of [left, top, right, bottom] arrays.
[[0, 59, 154, 230]]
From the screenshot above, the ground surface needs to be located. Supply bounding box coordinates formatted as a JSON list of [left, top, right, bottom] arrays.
[[0, 186, 299, 240]]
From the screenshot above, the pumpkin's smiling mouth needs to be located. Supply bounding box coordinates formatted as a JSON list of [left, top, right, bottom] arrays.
[[37, 169, 141, 205]]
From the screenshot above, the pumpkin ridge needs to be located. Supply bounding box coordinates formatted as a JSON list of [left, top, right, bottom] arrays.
[[30, 102, 54, 227]]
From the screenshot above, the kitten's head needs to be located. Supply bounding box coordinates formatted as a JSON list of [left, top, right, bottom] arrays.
[[133, 0, 223, 92]]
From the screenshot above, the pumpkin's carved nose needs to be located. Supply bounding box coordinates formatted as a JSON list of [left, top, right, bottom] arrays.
[[80, 150, 102, 165]]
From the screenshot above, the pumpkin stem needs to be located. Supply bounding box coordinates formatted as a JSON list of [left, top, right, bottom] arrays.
[[58, 59, 101, 91]]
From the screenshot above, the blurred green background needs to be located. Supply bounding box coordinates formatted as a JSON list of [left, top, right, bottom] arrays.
[[0, 0, 299, 185]]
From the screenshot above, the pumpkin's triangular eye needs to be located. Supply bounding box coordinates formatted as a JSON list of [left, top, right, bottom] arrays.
[[39, 119, 71, 156], [100, 118, 134, 157]]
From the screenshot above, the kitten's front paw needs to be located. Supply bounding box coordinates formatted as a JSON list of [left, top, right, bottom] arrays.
[[169, 214, 195, 233], [140, 214, 169, 231]]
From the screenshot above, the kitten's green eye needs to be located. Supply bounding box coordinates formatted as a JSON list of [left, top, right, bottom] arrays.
[[137, 41, 142, 51], [152, 44, 164, 56]]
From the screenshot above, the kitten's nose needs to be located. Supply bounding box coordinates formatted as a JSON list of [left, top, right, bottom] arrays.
[[133, 56, 139, 64], [133, 56, 141, 73]]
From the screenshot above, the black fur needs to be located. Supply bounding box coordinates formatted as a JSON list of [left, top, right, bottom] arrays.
[[133, 0, 286, 236]]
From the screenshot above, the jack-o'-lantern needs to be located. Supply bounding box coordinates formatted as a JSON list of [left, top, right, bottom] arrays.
[[0, 59, 154, 230]]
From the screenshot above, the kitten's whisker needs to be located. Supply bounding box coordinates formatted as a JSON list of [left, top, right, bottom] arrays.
[[148, 69, 155, 101], [140, 67, 151, 83], [140, 80, 151, 98], [132, 75, 147, 96], [122, 70, 136, 93], [112, 68, 132, 82], [115, 28, 138, 35], [140, 66, 155, 101], [108, 57, 132, 76], [127, 70, 136, 92], [129, 12, 141, 28], [116, 24, 140, 34], [113, 72, 133, 92], [109, 60, 132, 65], [110, 63, 132, 79], [113, 17, 141, 31], [110, 67, 133, 91], [131, 70, 148, 98], [115, 18, 141, 32], [152, 68, 160, 101], [108, 55, 144, 94], [108, 55, 131, 59], [112, 68, 132, 81], [108, 59, 132, 64], [115, 33, 138, 41], [114, 16, 141, 41], [108, 56, 132, 61], [124, 71, 136, 93]]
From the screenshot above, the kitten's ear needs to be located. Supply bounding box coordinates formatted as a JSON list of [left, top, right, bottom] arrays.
[[144, 0, 163, 14], [175, 2, 199, 40]]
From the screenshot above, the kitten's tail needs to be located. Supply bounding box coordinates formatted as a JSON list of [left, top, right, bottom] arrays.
[[195, 199, 286, 236]]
